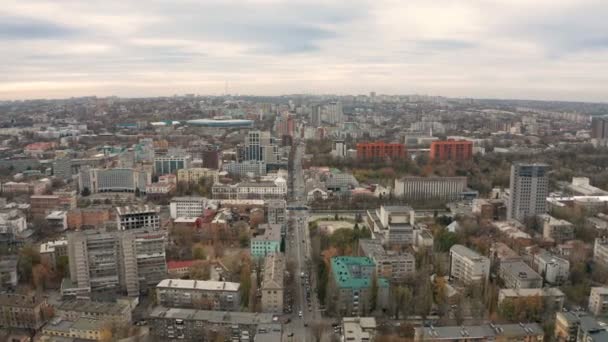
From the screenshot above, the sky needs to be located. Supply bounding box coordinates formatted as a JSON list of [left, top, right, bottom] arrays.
[[1, 0, 608, 102]]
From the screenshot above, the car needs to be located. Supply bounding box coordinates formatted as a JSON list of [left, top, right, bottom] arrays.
[[288, 333, 294, 337], [298, 310, 303, 317]]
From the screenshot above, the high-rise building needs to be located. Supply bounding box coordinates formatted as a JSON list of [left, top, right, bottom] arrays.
[[429, 139, 473, 162], [324, 101, 344, 125], [244, 130, 279, 164], [67, 229, 167, 297], [591, 116, 608, 139], [356, 142, 406, 161], [507, 163, 549, 222], [310, 104, 322, 127], [331, 140, 347, 158], [449, 245, 490, 285]]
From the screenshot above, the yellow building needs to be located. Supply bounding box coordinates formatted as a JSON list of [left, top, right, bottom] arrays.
[[177, 168, 219, 184]]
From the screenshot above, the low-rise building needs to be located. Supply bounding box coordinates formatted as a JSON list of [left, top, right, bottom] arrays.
[[251, 223, 281, 258], [167, 260, 196, 278], [366, 205, 415, 246], [594, 237, 608, 266], [0, 293, 51, 330], [415, 323, 544, 341], [555, 311, 608, 342], [0, 256, 18, 288], [41, 317, 105, 341], [329, 256, 389, 316], [533, 252, 570, 285], [149, 306, 275, 342], [261, 253, 284, 313], [66, 207, 112, 230], [169, 196, 209, 219], [115, 205, 160, 230], [156, 279, 240, 311], [40, 239, 68, 270], [342, 317, 377, 342], [177, 167, 219, 184], [45, 210, 68, 231], [498, 288, 565, 310], [539, 214, 575, 243], [56, 299, 132, 323], [588, 287, 608, 316], [449, 245, 490, 285], [499, 260, 543, 289], [358, 239, 415, 282]]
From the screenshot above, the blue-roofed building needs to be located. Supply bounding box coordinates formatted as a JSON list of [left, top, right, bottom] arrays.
[[329, 256, 389, 316]]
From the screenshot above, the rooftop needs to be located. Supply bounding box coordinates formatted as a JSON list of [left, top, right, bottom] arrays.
[[115, 205, 159, 215], [40, 239, 68, 254], [157, 279, 240, 292], [500, 260, 542, 281], [252, 224, 282, 242], [331, 256, 389, 289], [417, 323, 543, 340], [0, 293, 46, 308], [57, 299, 129, 315], [499, 287, 565, 298], [450, 244, 488, 261], [150, 306, 274, 325]]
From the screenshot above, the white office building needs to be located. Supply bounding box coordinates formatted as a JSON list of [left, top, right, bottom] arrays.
[[394, 176, 467, 201], [169, 197, 210, 219], [449, 245, 490, 285], [507, 163, 549, 222]]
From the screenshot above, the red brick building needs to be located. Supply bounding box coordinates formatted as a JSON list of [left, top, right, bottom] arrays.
[[430, 139, 473, 162], [356, 142, 407, 160]]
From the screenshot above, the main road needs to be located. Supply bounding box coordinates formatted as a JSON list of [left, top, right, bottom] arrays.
[[283, 141, 320, 342]]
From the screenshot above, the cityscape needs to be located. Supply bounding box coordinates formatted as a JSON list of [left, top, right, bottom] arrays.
[[2, 1, 608, 342]]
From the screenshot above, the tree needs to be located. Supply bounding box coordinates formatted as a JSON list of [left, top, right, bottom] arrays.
[[240, 260, 252, 308], [55, 255, 69, 278], [190, 261, 211, 280], [391, 286, 413, 320], [370, 272, 378, 313], [192, 244, 206, 260]]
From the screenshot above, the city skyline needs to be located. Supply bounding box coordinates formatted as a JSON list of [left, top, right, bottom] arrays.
[[2, 0, 608, 102]]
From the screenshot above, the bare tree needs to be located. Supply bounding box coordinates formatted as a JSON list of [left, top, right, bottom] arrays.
[[311, 320, 330, 342]]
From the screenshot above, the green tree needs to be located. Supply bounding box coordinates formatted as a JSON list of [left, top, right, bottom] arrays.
[[192, 244, 206, 260], [81, 187, 91, 197]]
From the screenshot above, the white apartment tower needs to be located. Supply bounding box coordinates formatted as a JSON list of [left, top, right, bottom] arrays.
[[507, 163, 549, 223], [449, 244, 490, 284]]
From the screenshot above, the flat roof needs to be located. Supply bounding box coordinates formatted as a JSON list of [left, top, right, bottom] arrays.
[[150, 306, 274, 325], [157, 279, 240, 292], [500, 260, 542, 281], [450, 244, 488, 261], [331, 256, 388, 289], [499, 287, 564, 298], [57, 299, 128, 315]]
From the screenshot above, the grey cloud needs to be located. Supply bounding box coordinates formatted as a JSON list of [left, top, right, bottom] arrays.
[[0, 15, 77, 39]]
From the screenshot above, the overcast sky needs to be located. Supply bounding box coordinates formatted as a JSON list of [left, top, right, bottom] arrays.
[[1, 0, 607, 101]]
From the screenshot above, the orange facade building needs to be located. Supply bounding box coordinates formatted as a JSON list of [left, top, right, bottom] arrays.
[[356, 142, 407, 160], [430, 139, 473, 161]]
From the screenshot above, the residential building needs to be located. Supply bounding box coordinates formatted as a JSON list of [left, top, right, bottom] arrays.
[[324, 101, 344, 125], [156, 279, 240, 311], [591, 116, 608, 140], [170, 196, 209, 219], [555, 311, 608, 342], [499, 260, 543, 289], [154, 155, 191, 175], [356, 141, 407, 161], [45, 210, 67, 231], [56, 299, 132, 323], [507, 163, 549, 222], [449, 245, 490, 284], [0, 210, 27, 237], [177, 167, 219, 184], [589, 287, 608, 316], [539, 214, 575, 243], [415, 323, 544, 341], [67, 229, 167, 296], [342, 317, 377, 342], [149, 306, 275, 342], [394, 176, 468, 201], [0, 293, 50, 330], [594, 237, 608, 266], [78, 167, 150, 193], [429, 139, 473, 162], [0, 256, 18, 288], [498, 288, 565, 310], [331, 140, 347, 158], [115, 205, 160, 230], [266, 199, 286, 228], [310, 104, 322, 127], [41, 317, 105, 341], [261, 253, 284, 313], [251, 224, 281, 258], [31, 194, 76, 219], [358, 239, 415, 281], [329, 256, 389, 316], [534, 252, 570, 285]]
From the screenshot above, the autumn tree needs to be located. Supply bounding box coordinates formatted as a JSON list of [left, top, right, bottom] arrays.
[[190, 261, 211, 280]]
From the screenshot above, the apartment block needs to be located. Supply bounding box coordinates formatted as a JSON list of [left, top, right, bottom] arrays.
[[416, 323, 543, 341], [429, 139, 473, 162], [555, 311, 608, 342], [342, 317, 377, 342], [0, 293, 51, 330], [539, 214, 574, 243], [156, 279, 240, 311], [67, 229, 167, 297], [507, 163, 549, 222], [0, 256, 18, 288], [266, 199, 286, 228], [588, 287, 608, 316], [498, 288, 565, 310], [594, 237, 608, 266], [56, 299, 132, 323], [115, 205, 160, 230], [358, 239, 415, 282], [449, 245, 490, 285], [261, 253, 284, 313], [356, 141, 406, 161], [31, 194, 76, 219], [177, 167, 219, 184], [251, 223, 282, 258], [40, 239, 68, 270], [533, 252, 570, 285], [499, 260, 543, 289], [329, 256, 389, 316]]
